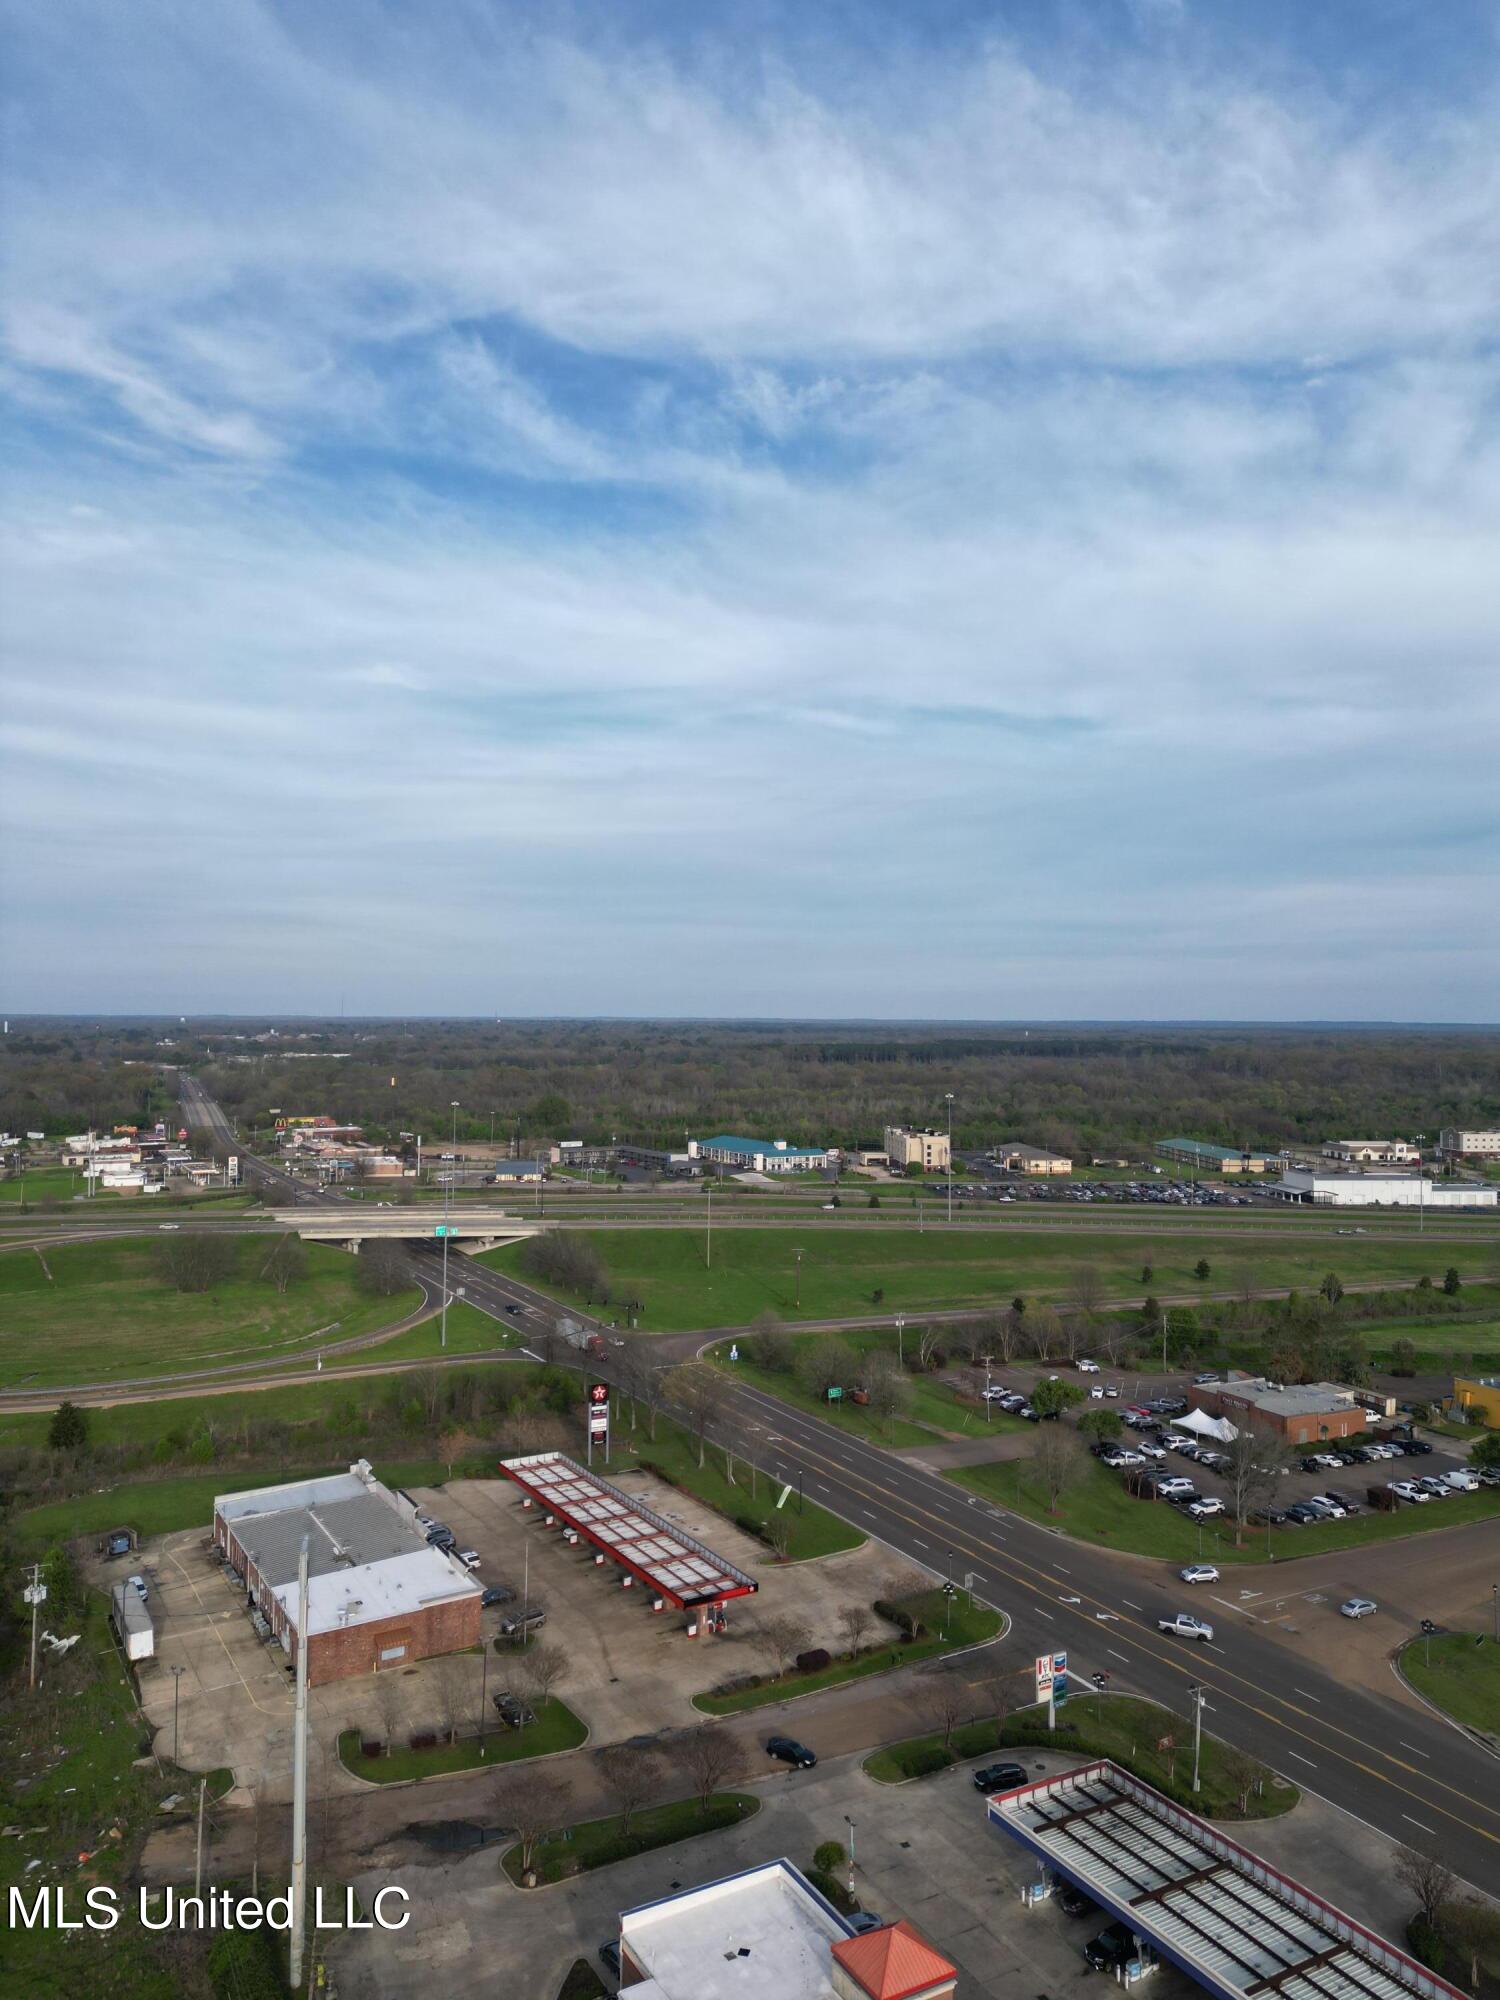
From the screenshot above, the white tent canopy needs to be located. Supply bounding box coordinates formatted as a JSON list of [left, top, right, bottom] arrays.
[[1169, 1408, 1238, 1442]]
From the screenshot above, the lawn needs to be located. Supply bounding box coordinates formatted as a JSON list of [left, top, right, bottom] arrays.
[[480, 1226, 1498, 1334], [1402, 1631, 1500, 1736], [695, 1588, 1000, 1714], [0, 1234, 423, 1388], [504, 1792, 760, 1886], [946, 1455, 1500, 1565], [322, 1297, 522, 1367], [623, 1415, 864, 1562], [863, 1692, 1297, 1821], [706, 1326, 1031, 1444], [12, 1458, 454, 1551], [337, 1699, 586, 1782]]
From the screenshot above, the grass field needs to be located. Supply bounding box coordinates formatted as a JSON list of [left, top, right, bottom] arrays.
[[503, 1791, 760, 1886], [1402, 1631, 1500, 1735], [863, 1693, 1297, 1819], [946, 1454, 1500, 1564], [480, 1226, 1498, 1333], [704, 1330, 1026, 1445], [0, 1235, 423, 1388], [624, 1418, 863, 1562], [695, 1588, 1000, 1714], [322, 1297, 520, 1367], [337, 1699, 587, 1782], [1353, 1311, 1500, 1362]]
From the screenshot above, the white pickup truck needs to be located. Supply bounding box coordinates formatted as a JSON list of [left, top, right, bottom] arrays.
[[1157, 1613, 1214, 1643]]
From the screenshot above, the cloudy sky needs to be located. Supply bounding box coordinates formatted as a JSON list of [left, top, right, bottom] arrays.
[[2, 0, 1497, 1018]]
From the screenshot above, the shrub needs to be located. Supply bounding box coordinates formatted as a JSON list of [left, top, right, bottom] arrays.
[[796, 1649, 832, 1675], [806, 1867, 859, 1915], [813, 1840, 846, 1874]]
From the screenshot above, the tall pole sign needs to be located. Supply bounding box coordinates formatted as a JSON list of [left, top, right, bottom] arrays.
[[586, 1382, 610, 1467]]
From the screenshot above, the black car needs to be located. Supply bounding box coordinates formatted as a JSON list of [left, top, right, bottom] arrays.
[[1402, 1439, 1433, 1455], [599, 1940, 621, 1979], [1085, 1922, 1140, 1972], [481, 1585, 515, 1608], [847, 1912, 885, 1934], [1058, 1883, 1097, 1919], [766, 1735, 817, 1768], [973, 1761, 1027, 1792], [493, 1691, 536, 1729], [1284, 1502, 1322, 1524], [1249, 1507, 1288, 1526]]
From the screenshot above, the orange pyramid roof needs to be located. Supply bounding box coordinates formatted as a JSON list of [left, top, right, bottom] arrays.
[[831, 1919, 957, 2000]]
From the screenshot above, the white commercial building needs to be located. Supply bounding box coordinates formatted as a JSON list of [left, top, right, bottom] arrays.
[[1269, 1169, 1496, 1209], [694, 1135, 830, 1174], [1441, 1128, 1500, 1160], [883, 1126, 951, 1172], [1321, 1140, 1419, 1165]]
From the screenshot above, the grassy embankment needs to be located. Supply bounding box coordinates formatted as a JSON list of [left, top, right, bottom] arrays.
[[0, 1235, 423, 1389], [337, 1700, 587, 1783], [1401, 1632, 1500, 1736], [480, 1226, 1499, 1335], [503, 1792, 760, 1886], [695, 1588, 999, 1714], [864, 1691, 1297, 1821], [946, 1454, 1500, 1565]]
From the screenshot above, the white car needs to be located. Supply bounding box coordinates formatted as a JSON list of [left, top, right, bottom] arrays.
[[1078, 1359, 1101, 1373], [1157, 1476, 1196, 1496], [457, 1549, 482, 1569], [1158, 1613, 1214, 1642], [1089, 1386, 1106, 1400], [1389, 1480, 1430, 1503], [1179, 1564, 1219, 1584], [128, 1574, 149, 1600], [1137, 1444, 1166, 1461], [981, 1386, 1010, 1401], [1186, 1498, 1225, 1519], [1340, 1598, 1377, 1619]]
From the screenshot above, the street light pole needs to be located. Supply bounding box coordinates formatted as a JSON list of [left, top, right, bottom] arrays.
[[441, 1099, 458, 1349], [706, 1184, 712, 1270], [1189, 1684, 1205, 1792], [843, 1814, 856, 1899], [171, 1663, 186, 1767], [895, 1314, 905, 1368], [794, 1247, 803, 1310], [945, 1093, 954, 1226]]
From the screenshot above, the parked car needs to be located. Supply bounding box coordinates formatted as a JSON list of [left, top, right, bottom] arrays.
[[1321, 1491, 1360, 1513], [457, 1548, 482, 1569], [1301, 1497, 1344, 1519], [492, 1691, 535, 1729], [499, 1607, 547, 1636], [480, 1585, 514, 1608], [766, 1735, 817, 1769], [1057, 1884, 1097, 1919], [1185, 1498, 1225, 1519], [1249, 1507, 1288, 1526], [1442, 1469, 1479, 1492], [128, 1574, 149, 1601], [1157, 1613, 1214, 1642], [1388, 1481, 1429, 1504], [1340, 1598, 1378, 1620], [598, 1940, 622, 1979], [1084, 1922, 1141, 1972], [1157, 1476, 1196, 1497], [1179, 1564, 1219, 1584], [1078, 1358, 1101, 1373], [847, 1912, 885, 1935], [973, 1761, 1028, 1792]]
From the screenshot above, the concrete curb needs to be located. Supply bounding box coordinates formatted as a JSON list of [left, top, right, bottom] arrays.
[[334, 1714, 594, 1790], [1388, 1643, 1500, 1764]]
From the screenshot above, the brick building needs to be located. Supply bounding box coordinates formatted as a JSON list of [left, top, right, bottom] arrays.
[[1188, 1376, 1390, 1446], [214, 1461, 481, 1685]]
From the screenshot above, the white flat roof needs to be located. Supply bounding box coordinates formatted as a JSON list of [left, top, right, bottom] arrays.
[[988, 1763, 1467, 2000], [271, 1546, 479, 1638], [621, 1860, 849, 2000]]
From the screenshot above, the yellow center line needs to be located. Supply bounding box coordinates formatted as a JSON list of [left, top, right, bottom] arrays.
[[731, 1382, 1500, 1847]]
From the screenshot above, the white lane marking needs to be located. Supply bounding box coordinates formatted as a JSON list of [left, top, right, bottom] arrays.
[[1402, 1814, 1436, 1835], [861, 1511, 878, 1522], [1054, 1565, 1071, 1575], [1400, 1742, 1430, 1759], [1121, 1599, 1142, 1611], [1286, 1751, 1317, 1769], [913, 1539, 929, 1550], [1108, 1648, 1131, 1664], [1036, 1608, 1055, 1620], [1293, 1689, 1322, 1704]]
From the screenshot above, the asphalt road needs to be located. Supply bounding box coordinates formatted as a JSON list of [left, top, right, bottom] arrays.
[[159, 1082, 1500, 1893]]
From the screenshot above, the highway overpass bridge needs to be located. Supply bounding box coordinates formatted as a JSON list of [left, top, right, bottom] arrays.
[[263, 1208, 539, 1252]]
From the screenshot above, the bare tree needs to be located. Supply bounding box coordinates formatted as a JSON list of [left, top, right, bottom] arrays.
[[1232, 1262, 1262, 1307], [434, 1654, 469, 1743], [497, 1769, 572, 1879], [663, 1362, 731, 1469], [863, 1357, 910, 1438], [597, 1742, 663, 1838], [1223, 1430, 1296, 1542], [1395, 1845, 1458, 1931], [765, 1512, 793, 1562], [1070, 1264, 1106, 1318], [357, 1237, 410, 1297], [260, 1232, 307, 1293], [920, 1672, 966, 1749], [795, 1335, 858, 1402], [1222, 1746, 1261, 1816], [839, 1604, 873, 1657], [1447, 1896, 1500, 1991], [756, 1614, 811, 1679], [156, 1231, 235, 1294], [989, 1311, 1020, 1366], [680, 1726, 748, 1812], [1028, 1425, 1084, 1513], [978, 1670, 1012, 1739], [1026, 1305, 1064, 1361], [514, 1642, 569, 1714]]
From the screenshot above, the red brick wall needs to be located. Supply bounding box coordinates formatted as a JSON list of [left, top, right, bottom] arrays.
[[306, 1593, 481, 1685], [1190, 1388, 1366, 1445]]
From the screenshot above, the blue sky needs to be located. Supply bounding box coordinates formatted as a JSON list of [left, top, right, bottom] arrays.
[[2, 0, 1497, 1018]]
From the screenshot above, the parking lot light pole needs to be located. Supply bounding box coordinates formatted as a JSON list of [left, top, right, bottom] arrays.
[[170, 1663, 186, 1767], [843, 1814, 856, 1897], [945, 1094, 954, 1225]]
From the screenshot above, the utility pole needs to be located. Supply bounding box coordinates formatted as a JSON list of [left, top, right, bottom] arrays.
[[982, 1353, 993, 1423], [24, 1561, 46, 1689], [441, 1099, 458, 1349], [1161, 1307, 1169, 1374], [794, 1247, 803, 1310], [1188, 1684, 1205, 1793], [706, 1183, 712, 1270], [895, 1314, 905, 1368], [289, 1536, 310, 1993], [171, 1663, 186, 1766]]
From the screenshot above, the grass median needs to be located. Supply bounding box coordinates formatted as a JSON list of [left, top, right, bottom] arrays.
[[504, 1791, 760, 1886], [622, 1415, 864, 1561], [864, 1691, 1297, 1820], [695, 1589, 1001, 1714], [337, 1699, 586, 1783], [1401, 1631, 1500, 1736]]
